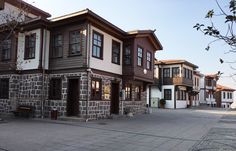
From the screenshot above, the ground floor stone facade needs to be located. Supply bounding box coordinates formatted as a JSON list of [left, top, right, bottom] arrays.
[[0, 71, 148, 120]]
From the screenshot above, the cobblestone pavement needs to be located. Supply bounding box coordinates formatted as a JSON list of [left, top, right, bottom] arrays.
[[0, 108, 236, 151]]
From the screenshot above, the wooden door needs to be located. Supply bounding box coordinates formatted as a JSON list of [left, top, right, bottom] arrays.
[[67, 79, 79, 116], [110, 83, 119, 114]]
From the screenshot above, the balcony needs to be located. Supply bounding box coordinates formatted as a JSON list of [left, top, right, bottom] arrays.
[[163, 77, 193, 87]]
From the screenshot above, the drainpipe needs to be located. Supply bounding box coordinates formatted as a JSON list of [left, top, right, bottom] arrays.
[[86, 23, 91, 121]]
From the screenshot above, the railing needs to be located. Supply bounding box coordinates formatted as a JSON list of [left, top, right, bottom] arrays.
[[163, 77, 193, 87]]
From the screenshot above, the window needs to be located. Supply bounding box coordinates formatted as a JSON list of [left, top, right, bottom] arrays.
[[92, 31, 103, 59], [125, 84, 132, 100], [124, 46, 131, 65], [146, 52, 151, 70], [2, 39, 11, 60], [177, 90, 186, 100], [227, 92, 230, 99], [91, 79, 101, 100], [163, 68, 170, 78], [69, 30, 81, 55], [25, 33, 36, 59], [49, 78, 62, 100], [134, 86, 141, 101], [52, 34, 63, 58], [172, 67, 180, 77], [0, 79, 9, 99], [112, 40, 120, 64], [223, 92, 225, 99], [164, 89, 172, 100], [137, 47, 143, 66]]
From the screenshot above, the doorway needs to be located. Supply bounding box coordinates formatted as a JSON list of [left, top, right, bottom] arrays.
[[110, 82, 119, 114], [67, 78, 79, 116]]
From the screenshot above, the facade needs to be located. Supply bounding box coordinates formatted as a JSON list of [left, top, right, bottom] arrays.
[[215, 84, 235, 108], [199, 74, 218, 106], [150, 60, 198, 109], [0, 1, 163, 119]]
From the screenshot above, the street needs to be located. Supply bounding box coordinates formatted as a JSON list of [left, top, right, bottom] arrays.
[[0, 108, 236, 151]]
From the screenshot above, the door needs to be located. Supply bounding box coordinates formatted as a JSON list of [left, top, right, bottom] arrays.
[[110, 83, 119, 114], [67, 79, 79, 116]]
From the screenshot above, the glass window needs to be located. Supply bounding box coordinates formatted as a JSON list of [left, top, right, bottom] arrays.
[[125, 84, 131, 100], [112, 40, 120, 64], [172, 67, 180, 77], [69, 30, 81, 55], [91, 79, 102, 100], [52, 34, 63, 58], [49, 78, 62, 100], [163, 68, 170, 78], [2, 39, 11, 61], [146, 52, 151, 70], [92, 31, 103, 59], [0, 78, 9, 99], [134, 86, 141, 101], [124, 46, 131, 65], [164, 89, 172, 100], [137, 47, 143, 66], [25, 33, 36, 59]]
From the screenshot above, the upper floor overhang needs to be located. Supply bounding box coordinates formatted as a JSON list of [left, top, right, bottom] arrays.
[[155, 59, 198, 69]]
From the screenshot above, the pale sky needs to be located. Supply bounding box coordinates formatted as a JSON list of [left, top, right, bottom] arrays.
[[27, 0, 236, 90]]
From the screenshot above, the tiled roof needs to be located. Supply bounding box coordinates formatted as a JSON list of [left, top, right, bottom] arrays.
[[155, 59, 198, 68], [217, 84, 235, 91]]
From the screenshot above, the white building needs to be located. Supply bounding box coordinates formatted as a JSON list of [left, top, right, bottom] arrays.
[[215, 84, 235, 108]]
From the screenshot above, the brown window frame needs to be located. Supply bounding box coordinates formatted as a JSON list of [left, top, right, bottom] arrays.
[[0, 78, 9, 99], [2, 39, 11, 61], [111, 40, 121, 65], [24, 33, 36, 59], [49, 78, 62, 100], [164, 89, 172, 100], [124, 45, 131, 65], [51, 34, 63, 58], [125, 84, 132, 101], [69, 30, 82, 56], [134, 86, 141, 101], [92, 31, 103, 59], [146, 51, 151, 70], [172, 67, 180, 77], [163, 68, 170, 78], [91, 78, 102, 100], [137, 47, 143, 66]]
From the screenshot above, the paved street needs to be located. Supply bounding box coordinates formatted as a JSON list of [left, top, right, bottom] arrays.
[[0, 108, 236, 151]]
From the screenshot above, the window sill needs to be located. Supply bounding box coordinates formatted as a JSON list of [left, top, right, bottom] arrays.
[[68, 54, 82, 57]]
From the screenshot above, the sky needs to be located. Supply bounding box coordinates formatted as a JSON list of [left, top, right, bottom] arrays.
[[26, 0, 236, 90]]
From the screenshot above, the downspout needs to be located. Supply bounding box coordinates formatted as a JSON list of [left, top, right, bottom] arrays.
[[40, 28, 44, 118], [86, 23, 91, 121]]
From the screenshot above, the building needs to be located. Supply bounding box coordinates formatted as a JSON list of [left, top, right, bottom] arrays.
[[215, 84, 235, 108], [0, 1, 163, 119], [190, 70, 201, 107], [150, 60, 198, 109], [199, 74, 219, 107]]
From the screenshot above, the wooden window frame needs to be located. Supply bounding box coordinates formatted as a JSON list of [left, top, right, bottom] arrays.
[[137, 47, 143, 66], [164, 89, 172, 100], [111, 40, 121, 65], [92, 31, 103, 60], [134, 86, 141, 101], [0, 78, 9, 99], [69, 30, 82, 56], [125, 84, 132, 101], [163, 68, 170, 78], [124, 45, 132, 65], [91, 78, 102, 100], [24, 33, 36, 59], [49, 78, 62, 100], [146, 51, 151, 70], [172, 67, 180, 77], [2, 39, 11, 61], [51, 34, 63, 58]]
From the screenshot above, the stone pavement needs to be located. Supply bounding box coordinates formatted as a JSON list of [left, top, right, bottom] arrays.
[[0, 108, 236, 151]]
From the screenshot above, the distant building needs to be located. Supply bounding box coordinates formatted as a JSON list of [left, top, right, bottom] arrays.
[[150, 60, 198, 109], [199, 74, 219, 107], [215, 84, 235, 108]]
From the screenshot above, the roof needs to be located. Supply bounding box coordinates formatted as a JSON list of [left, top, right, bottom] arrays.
[[155, 59, 198, 69], [217, 84, 235, 92], [127, 30, 163, 50], [205, 74, 219, 80], [5, 0, 51, 18], [51, 9, 163, 50]]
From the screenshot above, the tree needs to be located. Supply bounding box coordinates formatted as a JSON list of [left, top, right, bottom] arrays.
[[194, 0, 236, 65]]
